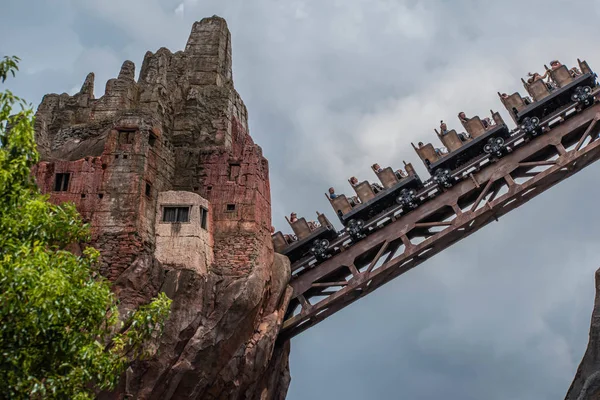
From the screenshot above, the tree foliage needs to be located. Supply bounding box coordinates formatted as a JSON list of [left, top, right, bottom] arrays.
[[0, 56, 172, 399]]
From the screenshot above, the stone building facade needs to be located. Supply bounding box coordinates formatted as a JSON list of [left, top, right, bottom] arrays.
[[31, 16, 291, 400], [155, 191, 213, 276]]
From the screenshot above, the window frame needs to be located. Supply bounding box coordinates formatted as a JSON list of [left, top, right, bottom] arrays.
[[161, 205, 192, 223], [118, 129, 136, 145], [228, 163, 241, 181], [200, 207, 208, 230], [54, 173, 71, 192], [148, 132, 157, 147]]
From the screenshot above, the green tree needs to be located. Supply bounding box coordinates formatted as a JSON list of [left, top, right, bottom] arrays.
[[0, 56, 172, 399]]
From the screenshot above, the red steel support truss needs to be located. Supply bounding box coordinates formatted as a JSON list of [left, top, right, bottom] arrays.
[[280, 101, 600, 341]]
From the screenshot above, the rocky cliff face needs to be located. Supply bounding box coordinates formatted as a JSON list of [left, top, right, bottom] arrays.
[[32, 16, 291, 400], [107, 249, 292, 400], [566, 268, 600, 400]]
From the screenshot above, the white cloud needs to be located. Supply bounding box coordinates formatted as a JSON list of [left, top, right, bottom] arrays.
[[377, 1, 435, 39], [175, 2, 184, 17], [72, 0, 187, 48]]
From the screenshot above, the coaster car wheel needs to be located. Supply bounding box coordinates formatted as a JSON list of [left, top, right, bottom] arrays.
[[483, 136, 505, 159], [310, 238, 331, 261], [433, 168, 453, 188], [520, 116, 541, 138], [396, 188, 419, 209], [572, 86, 593, 108], [346, 219, 366, 241]]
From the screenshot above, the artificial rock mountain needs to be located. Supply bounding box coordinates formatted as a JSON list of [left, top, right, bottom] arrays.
[[32, 16, 291, 399], [566, 267, 600, 400]]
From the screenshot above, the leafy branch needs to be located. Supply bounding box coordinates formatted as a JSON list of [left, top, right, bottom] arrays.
[[0, 56, 172, 400]]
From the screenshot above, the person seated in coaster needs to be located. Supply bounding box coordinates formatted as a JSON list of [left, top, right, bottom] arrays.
[[330, 185, 359, 207], [290, 212, 298, 223], [482, 117, 494, 129], [372, 163, 383, 173], [348, 178, 362, 206], [307, 220, 320, 230], [528, 71, 556, 91], [328, 187, 338, 199], [371, 182, 384, 194], [348, 195, 361, 207], [456, 112, 471, 141], [435, 147, 448, 157], [395, 168, 408, 180], [440, 120, 449, 135], [527, 71, 547, 84], [570, 67, 582, 77]]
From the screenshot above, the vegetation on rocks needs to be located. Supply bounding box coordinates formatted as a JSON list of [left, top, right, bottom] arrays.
[[0, 56, 171, 400]]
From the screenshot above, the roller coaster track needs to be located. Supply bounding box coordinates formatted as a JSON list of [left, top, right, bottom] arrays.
[[279, 96, 600, 341]]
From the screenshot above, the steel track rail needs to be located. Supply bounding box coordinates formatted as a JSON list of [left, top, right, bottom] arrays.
[[280, 101, 600, 340]]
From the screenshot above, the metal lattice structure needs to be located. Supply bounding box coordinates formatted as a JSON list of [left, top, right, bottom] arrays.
[[280, 98, 600, 341]]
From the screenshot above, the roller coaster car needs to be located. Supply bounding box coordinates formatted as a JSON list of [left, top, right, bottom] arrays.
[[272, 212, 337, 263], [499, 59, 597, 127], [413, 112, 510, 187], [327, 163, 423, 240]]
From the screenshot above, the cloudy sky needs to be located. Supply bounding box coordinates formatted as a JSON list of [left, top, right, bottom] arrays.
[[4, 0, 600, 398]]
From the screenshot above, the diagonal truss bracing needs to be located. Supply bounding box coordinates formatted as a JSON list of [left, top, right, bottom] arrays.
[[280, 101, 600, 341]]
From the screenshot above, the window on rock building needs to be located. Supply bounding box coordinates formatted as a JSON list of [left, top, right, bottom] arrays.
[[118, 129, 135, 145], [200, 207, 208, 230], [148, 132, 157, 147], [162, 206, 190, 223], [228, 163, 241, 181], [54, 173, 71, 192]]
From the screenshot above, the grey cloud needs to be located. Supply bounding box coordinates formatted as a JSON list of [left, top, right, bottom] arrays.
[[3, 1, 600, 399]]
